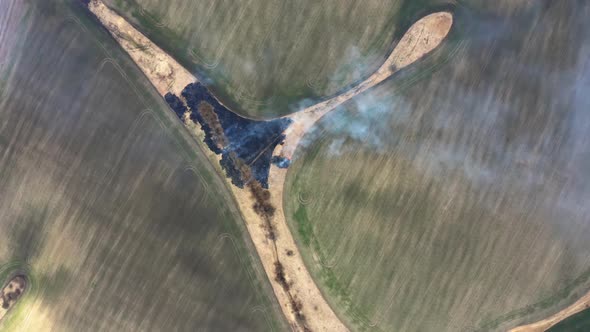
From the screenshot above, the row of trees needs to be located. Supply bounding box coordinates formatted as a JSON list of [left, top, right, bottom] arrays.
[[193, 97, 308, 331], [197, 102, 228, 150]]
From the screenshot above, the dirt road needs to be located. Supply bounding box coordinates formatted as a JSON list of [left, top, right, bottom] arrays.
[[88, 1, 452, 330], [88, 0, 194, 96]]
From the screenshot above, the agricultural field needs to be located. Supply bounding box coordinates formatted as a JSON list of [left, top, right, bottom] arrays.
[[285, 1, 590, 331], [103, 0, 458, 118], [548, 308, 590, 332], [0, 0, 285, 330]]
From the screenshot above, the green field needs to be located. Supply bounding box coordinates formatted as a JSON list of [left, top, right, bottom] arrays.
[[103, 0, 461, 118], [0, 0, 285, 330], [285, 1, 590, 331], [548, 308, 590, 332]]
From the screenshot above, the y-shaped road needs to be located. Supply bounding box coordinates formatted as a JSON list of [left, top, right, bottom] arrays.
[[88, 1, 452, 330]]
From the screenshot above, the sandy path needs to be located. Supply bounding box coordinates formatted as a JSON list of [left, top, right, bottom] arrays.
[[509, 290, 590, 332], [0, 275, 26, 322], [266, 12, 453, 331], [88, 1, 451, 330], [88, 0, 195, 96], [278, 12, 453, 159]]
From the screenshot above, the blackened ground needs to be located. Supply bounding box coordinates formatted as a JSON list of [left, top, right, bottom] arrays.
[[166, 83, 292, 188], [164, 93, 187, 118], [220, 152, 245, 188], [165, 92, 223, 154]]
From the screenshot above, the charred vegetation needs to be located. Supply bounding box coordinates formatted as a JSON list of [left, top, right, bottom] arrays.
[[165, 82, 309, 331], [225, 150, 277, 239], [275, 261, 310, 331], [197, 102, 229, 150], [230, 144, 309, 331], [178, 82, 292, 188]]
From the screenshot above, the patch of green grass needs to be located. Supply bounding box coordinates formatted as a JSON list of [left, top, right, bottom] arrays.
[[293, 206, 312, 247]]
